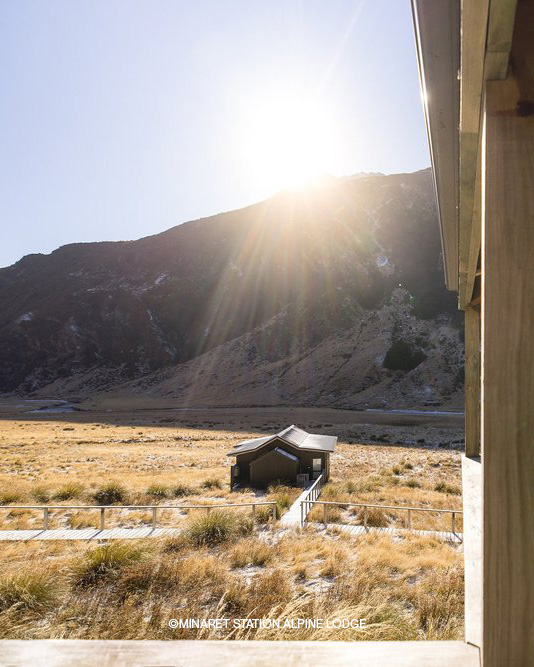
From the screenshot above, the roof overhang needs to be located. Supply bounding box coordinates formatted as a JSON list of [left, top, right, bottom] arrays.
[[411, 0, 518, 308], [411, 0, 460, 292]]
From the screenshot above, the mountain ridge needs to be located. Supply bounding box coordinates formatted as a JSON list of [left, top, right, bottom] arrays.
[[0, 168, 464, 408]]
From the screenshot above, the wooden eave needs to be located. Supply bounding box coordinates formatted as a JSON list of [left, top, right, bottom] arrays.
[[412, 0, 518, 309]]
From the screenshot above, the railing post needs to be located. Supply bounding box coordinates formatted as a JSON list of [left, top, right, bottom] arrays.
[[323, 503, 327, 527], [152, 507, 157, 530], [100, 508, 105, 531], [363, 506, 368, 530], [43, 507, 49, 531], [451, 511, 456, 535], [206, 506, 211, 515], [407, 509, 412, 530], [273, 502, 277, 521], [252, 503, 256, 531]]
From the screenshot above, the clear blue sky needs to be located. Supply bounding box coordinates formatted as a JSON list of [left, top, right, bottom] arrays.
[[0, 0, 429, 269]]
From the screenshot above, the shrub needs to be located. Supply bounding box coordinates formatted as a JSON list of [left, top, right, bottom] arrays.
[[53, 483, 84, 501], [171, 483, 194, 497], [392, 466, 401, 476], [72, 542, 143, 587], [434, 482, 461, 496], [184, 510, 237, 547], [202, 477, 222, 490], [405, 479, 422, 489], [93, 482, 126, 505], [404, 462, 414, 470], [146, 483, 169, 499], [0, 572, 55, 611]]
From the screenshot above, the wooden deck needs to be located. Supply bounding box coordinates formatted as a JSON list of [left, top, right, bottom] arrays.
[[0, 639, 480, 666]]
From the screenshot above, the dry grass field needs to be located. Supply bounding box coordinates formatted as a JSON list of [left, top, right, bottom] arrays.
[[0, 406, 464, 640]]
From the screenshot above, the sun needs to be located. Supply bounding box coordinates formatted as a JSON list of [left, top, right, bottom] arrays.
[[240, 91, 339, 191]]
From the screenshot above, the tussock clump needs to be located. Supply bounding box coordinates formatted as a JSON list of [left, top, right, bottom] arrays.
[[184, 510, 238, 547], [267, 484, 297, 516], [53, 483, 84, 501], [202, 477, 222, 490], [434, 482, 461, 495], [171, 483, 194, 497], [358, 506, 390, 528], [409, 566, 464, 638], [405, 479, 422, 489], [146, 483, 169, 499], [162, 535, 189, 553], [72, 542, 143, 587], [0, 572, 56, 611], [31, 486, 51, 503], [93, 482, 127, 505], [254, 505, 276, 523], [230, 538, 274, 568], [0, 490, 24, 505], [248, 569, 292, 616]]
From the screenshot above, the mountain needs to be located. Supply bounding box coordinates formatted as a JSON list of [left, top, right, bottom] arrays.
[[0, 169, 464, 408]]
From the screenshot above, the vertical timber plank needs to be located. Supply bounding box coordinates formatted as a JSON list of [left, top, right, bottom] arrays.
[[465, 306, 480, 457], [483, 74, 534, 665]]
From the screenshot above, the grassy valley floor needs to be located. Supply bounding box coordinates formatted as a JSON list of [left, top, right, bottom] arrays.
[[0, 406, 464, 640]]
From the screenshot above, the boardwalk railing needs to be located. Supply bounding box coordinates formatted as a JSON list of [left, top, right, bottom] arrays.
[[303, 499, 463, 537], [299, 472, 325, 526], [0, 502, 277, 532]]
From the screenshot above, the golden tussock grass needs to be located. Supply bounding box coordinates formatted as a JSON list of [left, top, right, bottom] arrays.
[[0, 414, 464, 640]]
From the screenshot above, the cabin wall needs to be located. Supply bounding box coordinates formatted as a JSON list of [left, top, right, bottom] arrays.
[[232, 438, 329, 487]]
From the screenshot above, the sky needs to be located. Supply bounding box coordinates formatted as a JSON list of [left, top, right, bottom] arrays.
[[0, 0, 430, 269]]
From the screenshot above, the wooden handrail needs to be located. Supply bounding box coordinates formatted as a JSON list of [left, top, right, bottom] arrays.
[[302, 499, 462, 536], [0, 502, 276, 510], [0, 502, 278, 532], [306, 500, 463, 514]]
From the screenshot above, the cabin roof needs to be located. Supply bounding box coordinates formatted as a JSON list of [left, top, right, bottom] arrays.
[[227, 425, 337, 457]]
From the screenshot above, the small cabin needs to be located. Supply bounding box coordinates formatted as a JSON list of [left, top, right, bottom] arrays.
[[227, 425, 337, 489]]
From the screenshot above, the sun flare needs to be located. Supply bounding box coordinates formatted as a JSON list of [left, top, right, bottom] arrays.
[[241, 92, 340, 191]]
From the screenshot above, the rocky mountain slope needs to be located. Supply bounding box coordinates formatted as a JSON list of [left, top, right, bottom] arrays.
[[0, 169, 464, 408]]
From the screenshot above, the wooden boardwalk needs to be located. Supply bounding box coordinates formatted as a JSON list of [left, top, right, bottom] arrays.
[[324, 522, 463, 544], [0, 527, 181, 541]]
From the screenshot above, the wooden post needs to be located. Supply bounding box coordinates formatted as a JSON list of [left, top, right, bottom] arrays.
[[43, 507, 49, 531], [100, 508, 105, 531], [363, 506, 367, 530], [252, 503, 256, 531], [323, 503, 327, 527], [465, 306, 481, 457], [482, 20, 534, 662], [452, 512, 456, 535], [152, 507, 157, 530], [407, 509, 412, 530]]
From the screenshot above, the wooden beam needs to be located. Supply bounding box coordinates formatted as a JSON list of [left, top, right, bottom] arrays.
[[459, 0, 490, 306], [485, 0, 518, 79], [482, 4, 534, 659], [465, 306, 480, 457]]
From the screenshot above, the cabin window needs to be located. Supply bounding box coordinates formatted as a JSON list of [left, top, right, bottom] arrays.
[[312, 458, 322, 472]]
